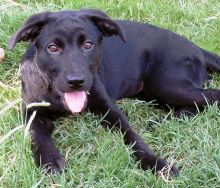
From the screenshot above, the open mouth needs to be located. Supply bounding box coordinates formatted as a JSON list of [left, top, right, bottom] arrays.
[[51, 82, 88, 114], [64, 91, 87, 114]]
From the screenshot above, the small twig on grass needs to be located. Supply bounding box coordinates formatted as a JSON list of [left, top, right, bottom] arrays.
[[157, 159, 177, 183], [1, 0, 27, 10], [205, 13, 220, 21], [26, 101, 51, 109], [24, 110, 36, 138]]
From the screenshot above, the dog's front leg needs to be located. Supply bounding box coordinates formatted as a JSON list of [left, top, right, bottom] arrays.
[[29, 114, 65, 173], [88, 75, 179, 176]]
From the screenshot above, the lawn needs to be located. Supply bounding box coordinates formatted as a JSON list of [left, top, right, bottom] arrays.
[[0, 0, 220, 187]]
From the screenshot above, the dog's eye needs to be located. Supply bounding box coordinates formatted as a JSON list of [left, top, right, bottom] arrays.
[[48, 44, 59, 53], [82, 41, 94, 50]]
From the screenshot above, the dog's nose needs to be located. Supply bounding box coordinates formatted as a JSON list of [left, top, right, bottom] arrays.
[[66, 74, 84, 89]]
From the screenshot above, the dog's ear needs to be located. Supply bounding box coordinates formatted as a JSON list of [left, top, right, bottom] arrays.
[[8, 12, 52, 50], [80, 9, 126, 42]]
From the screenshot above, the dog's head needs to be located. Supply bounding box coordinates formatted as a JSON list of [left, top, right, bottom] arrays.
[[8, 9, 126, 113]]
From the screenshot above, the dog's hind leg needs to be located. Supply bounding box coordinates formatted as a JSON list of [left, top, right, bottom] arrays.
[[150, 82, 220, 116], [202, 49, 220, 72]]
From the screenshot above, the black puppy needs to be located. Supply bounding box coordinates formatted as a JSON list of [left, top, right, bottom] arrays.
[[8, 9, 220, 176]]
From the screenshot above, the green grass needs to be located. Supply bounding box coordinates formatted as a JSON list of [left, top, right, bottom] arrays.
[[0, 0, 220, 187]]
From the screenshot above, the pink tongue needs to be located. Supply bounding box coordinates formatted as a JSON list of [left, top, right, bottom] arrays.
[[64, 91, 86, 113]]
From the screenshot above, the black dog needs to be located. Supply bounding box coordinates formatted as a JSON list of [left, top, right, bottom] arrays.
[[8, 9, 220, 176]]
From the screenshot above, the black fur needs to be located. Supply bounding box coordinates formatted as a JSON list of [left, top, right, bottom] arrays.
[[9, 9, 220, 176]]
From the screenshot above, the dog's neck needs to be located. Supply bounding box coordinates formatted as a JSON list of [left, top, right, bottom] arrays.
[[20, 58, 50, 104]]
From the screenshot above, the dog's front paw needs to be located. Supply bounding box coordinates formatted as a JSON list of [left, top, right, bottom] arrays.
[[43, 156, 66, 174], [140, 155, 179, 177], [154, 157, 179, 177], [34, 148, 66, 173]]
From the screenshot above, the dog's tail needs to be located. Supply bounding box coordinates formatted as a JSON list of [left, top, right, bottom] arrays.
[[202, 48, 220, 72]]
